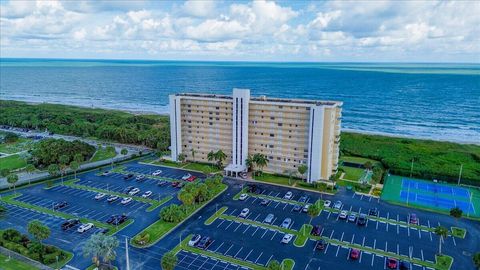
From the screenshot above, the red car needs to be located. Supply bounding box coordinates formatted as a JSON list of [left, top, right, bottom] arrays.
[[387, 258, 398, 269], [349, 249, 360, 260], [186, 175, 197, 182], [171, 181, 180, 187]]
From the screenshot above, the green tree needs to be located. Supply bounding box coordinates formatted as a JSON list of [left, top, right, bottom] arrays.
[[121, 148, 128, 155], [191, 148, 196, 162], [27, 220, 50, 244], [215, 150, 227, 168], [70, 161, 80, 180], [178, 190, 195, 211], [364, 161, 373, 170], [178, 153, 186, 163], [434, 226, 449, 255], [253, 153, 269, 176], [207, 151, 216, 168], [473, 252, 480, 269], [7, 174, 19, 194], [83, 233, 119, 268], [298, 164, 308, 180], [161, 251, 178, 270], [160, 204, 185, 223], [74, 153, 84, 164], [48, 164, 60, 177], [267, 260, 281, 270], [0, 168, 10, 178], [284, 169, 296, 185], [25, 164, 36, 174], [307, 202, 321, 224], [0, 205, 6, 215], [245, 155, 254, 173]]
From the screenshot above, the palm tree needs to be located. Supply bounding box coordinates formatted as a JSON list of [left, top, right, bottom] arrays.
[[215, 150, 227, 168], [253, 153, 269, 176], [121, 148, 128, 156], [207, 151, 215, 168], [450, 207, 463, 225], [191, 148, 196, 162], [25, 164, 35, 185], [245, 155, 254, 172], [28, 220, 50, 245], [83, 234, 119, 268], [48, 164, 60, 178], [298, 164, 308, 181], [434, 226, 449, 255], [178, 153, 186, 163], [74, 153, 84, 164], [59, 154, 69, 185], [70, 161, 80, 180], [307, 203, 321, 224], [284, 169, 296, 185], [161, 251, 178, 270], [473, 252, 480, 269], [7, 174, 19, 194]]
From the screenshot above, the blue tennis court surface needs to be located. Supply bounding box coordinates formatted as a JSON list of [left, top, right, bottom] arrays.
[[399, 178, 476, 215]]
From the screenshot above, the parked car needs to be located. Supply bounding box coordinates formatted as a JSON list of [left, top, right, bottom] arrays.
[[98, 228, 109, 234], [171, 181, 180, 187], [196, 236, 212, 249], [61, 219, 80, 230], [260, 198, 271, 205], [357, 214, 367, 226], [135, 175, 145, 181], [368, 208, 379, 216], [239, 194, 248, 201], [121, 197, 133, 205], [298, 196, 309, 203], [348, 213, 357, 223], [333, 201, 342, 210], [409, 213, 418, 225], [281, 218, 292, 228], [123, 186, 134, 194], [142, 191, 153, 198], [107, 214, 127, 225], [128, 188, 140, 196], [339, 210, 348, 220], [124, 173, 134, 180], [107, 195, 119, 203], [324, 200, 331, 208], [152, 170, 162, 176], [283, 191, 293, 200], [157, 180, 168, 186], [387, 258, 398, 269], [315, 239, 327, 250], [53, 201, 68, 210], [302, 204, 311, 213], [182, 173, 192, 180], [349, 248, 360, 260], [101, 171, 111, 176], [239, 208, 250, 218], [95, 193, 106, 200], [188, 234, 202, 247], [399, 261, 411, 270], [247, 184, 262, 194], [264, 214, 274, 224], [77, 223, 94, 233], [310, 225, 322, 236], [281, 234, 294, 244], [293, 204, 302, 212], [186, 175, 197, 182], [176, 182, 184, 188]]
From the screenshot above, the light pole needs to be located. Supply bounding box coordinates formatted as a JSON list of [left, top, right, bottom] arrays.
[[457, 164, 463, 186], [125, 236, 130, 270], [409, 159, 414, 178]]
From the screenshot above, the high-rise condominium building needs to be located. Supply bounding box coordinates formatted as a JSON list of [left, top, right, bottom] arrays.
[[169, 89, 342, 182]]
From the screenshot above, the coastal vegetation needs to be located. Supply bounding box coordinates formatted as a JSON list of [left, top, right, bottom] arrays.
[[30, 138, 95, 168], [1, 100, 479, 185]]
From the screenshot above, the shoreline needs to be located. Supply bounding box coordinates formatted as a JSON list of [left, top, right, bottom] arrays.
[[4, 98, 479, 146]]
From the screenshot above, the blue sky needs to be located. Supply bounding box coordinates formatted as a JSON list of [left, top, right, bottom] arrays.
[[1, 0, 479, 62]]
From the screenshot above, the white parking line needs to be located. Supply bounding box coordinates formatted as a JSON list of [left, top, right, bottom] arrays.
[[244, 249, 253, 261], [335, 245, 340, 257], [217, 220, 225, 228], [261, 229, 268, 238], [255, 252, 263, 264], [225, 221, 235, 230], [371, 253, 375, 266], [251, 227, 259, 236], [214, 242, 224, 252], [270, 231, 277, 241], [243, 225, 251, 234]]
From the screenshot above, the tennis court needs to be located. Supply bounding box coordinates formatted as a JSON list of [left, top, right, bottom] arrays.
[[382, 175, 480, 217]]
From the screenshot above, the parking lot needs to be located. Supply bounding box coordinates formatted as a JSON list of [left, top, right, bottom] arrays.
[[177, 250, 250, 270]]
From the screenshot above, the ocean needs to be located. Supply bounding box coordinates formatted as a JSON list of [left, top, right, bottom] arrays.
[[1, 58, 479, 144]]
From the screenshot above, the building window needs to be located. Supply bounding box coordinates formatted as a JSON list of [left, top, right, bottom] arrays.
[[270, 134, 274, 137], [270, 117, 275, 120], [188, 140, 192, 143], [278, 105, 283, 109], [277, 157, 281, 160], [304, 155, 308, 158], [278, 123, 283, 126], [216, 106, 220, 110], [269, 145, 274, 148], [209, 122, 213, 125], [188, 110, 191, 113]]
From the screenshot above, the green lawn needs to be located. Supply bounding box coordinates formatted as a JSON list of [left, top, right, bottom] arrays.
[[0, 154, 27, 171], [339, 166, 365, 181], [151, 160, 184, 168], [182, 162, 220, 174], [90, 147, 117, 162], [340, 156, 380, 165], [281, 259, 295, 270], [0, 137, 33, 154], [451, 227, 467, 238], [253, 172, 299, 186], [0, 253, 38, 270], [293, 224, 312, 247]]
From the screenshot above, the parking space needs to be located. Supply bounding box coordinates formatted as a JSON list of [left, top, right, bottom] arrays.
[[176, 250, 250, 270], [124, 163, 206, 181]]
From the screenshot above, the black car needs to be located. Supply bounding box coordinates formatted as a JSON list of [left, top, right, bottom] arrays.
[[61, 219, 80, 230], [357, 214, 367, 226], [53, 201, 68, 210], [157, 180, 168, 186], [260, 198, 271, 206], [315, 239, 327, 250], [124, 173, 134, 180], [368, 208, 378, 216], [123, 186, 134, 194], [399, 261, 411, 270], [293, 204, 302, 212], [246, 184, 262, 194], [310, 225, 322, 236], [106, 214, 127, 225], [196, 236, 212, 249], [298, 196, 309, 203]]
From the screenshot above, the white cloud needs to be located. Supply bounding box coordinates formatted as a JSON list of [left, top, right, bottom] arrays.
[[182, 0, 216, 18]]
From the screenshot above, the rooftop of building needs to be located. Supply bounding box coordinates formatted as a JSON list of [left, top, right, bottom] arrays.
[[174, 91, 343, 107]]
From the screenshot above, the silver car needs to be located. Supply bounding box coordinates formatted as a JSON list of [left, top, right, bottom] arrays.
[[264, 214, 274, 224], [281, 218, 292, 228]]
